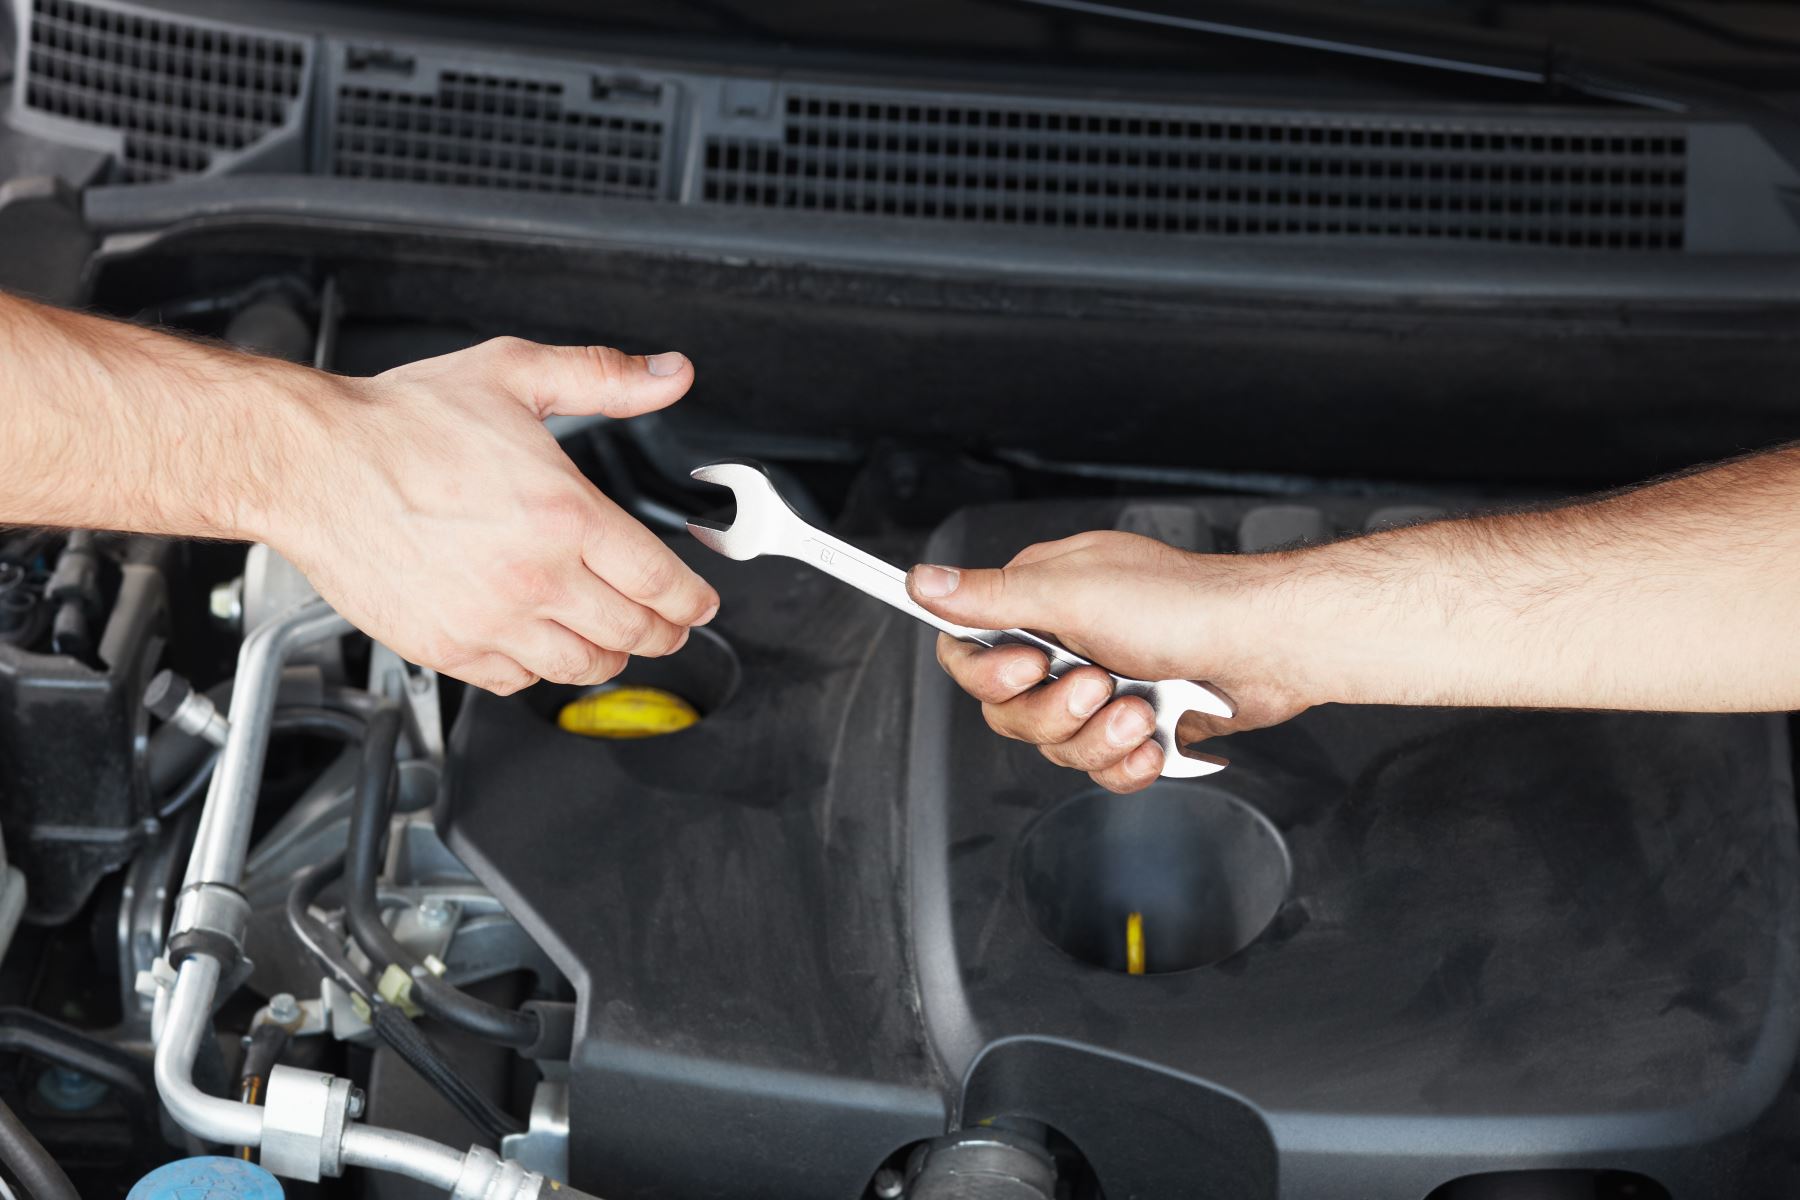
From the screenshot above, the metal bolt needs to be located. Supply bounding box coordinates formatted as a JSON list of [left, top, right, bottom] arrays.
[[347, 1087, 367, 1119], [268, 992, 301, 1024], [209, 578, 244, 626], [418, 897, 454, 928], [872, 1167, 906, 1200]]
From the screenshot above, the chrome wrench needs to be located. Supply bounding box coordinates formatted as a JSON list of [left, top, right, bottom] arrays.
[[686, 459, 1233, 778]]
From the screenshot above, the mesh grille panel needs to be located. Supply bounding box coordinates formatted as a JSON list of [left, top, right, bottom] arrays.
[[22, 0, 306, 183], [703, 91, 1688, 250], [332, 70, 664, 197]]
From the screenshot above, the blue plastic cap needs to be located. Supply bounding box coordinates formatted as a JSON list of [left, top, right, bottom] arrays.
[[128, 1156, 285, 1200]]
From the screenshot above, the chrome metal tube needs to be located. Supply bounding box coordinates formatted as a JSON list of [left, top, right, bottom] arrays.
[[184, 599, 351, 890], [340, 1127, 468, 1192], [152, 955, 264, 1147], [155, 593, 482, 1195]]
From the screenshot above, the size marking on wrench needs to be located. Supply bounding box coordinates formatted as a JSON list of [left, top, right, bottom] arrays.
[[686, 459, 1233, 779]]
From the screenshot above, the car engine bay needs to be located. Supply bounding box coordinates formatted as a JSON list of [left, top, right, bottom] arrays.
[[3, 0, 1800, 1197]]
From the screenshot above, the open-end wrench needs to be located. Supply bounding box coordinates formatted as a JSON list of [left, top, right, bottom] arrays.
[[686, 459, 1233, 779]]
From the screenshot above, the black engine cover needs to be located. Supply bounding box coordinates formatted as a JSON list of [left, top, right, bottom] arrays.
[[439, 496, 1798, 1199]]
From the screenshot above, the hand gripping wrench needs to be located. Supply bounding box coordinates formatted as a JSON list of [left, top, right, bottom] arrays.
[[686, 459, 1233, 779]]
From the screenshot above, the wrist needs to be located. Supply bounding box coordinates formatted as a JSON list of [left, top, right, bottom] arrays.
[[1211, 540, 1386, 709], [230, 364, 362, 552]]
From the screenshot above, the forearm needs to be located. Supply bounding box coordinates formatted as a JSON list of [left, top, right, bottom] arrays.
[[1276, 448, 1800, 712], [0, 291, 330, 541]]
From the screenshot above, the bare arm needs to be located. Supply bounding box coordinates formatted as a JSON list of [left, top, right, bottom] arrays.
[[0, 290, 719, 692], [1281, 449, 1800, 713], [905, 446, 1800, 791]]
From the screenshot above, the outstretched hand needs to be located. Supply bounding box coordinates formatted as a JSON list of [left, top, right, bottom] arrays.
[[269, 337, 719, 695]]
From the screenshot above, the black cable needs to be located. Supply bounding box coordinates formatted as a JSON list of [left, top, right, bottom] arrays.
[[344, 704, 538, 1049], [284, 856, 521, 1141], [0, 1098, 77, 1200], [370, 1007, 522, 1142], [284, 856, 375, 1003]]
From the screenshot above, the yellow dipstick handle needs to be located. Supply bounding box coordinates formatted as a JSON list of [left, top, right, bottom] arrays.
[[1126, 911, 1146, 975]]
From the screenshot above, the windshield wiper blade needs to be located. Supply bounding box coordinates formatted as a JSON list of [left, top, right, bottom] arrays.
[[1005, 0, 1800, 169], [1007, 0, 1770, 114]]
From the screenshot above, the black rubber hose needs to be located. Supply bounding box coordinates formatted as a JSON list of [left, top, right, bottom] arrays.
[[344, 704, 538, 1049], [159, 707, 366, 821], [267, 706, 366, 745], [285, 856, 374, 1003], [285, 856, 521, 1141], [237, 1023, 289, 1107], [370, 1007, 522, 1142], [0, 1098, 78, 1200], [148, 678, 382, 793]]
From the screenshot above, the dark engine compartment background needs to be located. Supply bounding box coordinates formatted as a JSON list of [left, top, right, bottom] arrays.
[[440, 493, 1799, 1200]]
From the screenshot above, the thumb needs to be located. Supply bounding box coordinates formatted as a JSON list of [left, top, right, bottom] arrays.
[[497, 340, 695, 420], [907, 561, 1061, 632]]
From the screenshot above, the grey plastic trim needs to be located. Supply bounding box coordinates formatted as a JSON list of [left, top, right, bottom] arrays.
[[82, 175, 1800, 306]]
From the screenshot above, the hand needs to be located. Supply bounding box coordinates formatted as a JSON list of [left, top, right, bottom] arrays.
[[906, 531, 1311, 793], [265, 336, 719, 695]]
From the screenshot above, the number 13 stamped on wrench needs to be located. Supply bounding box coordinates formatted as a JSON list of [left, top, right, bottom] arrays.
[[687, 459, 1234, 778]]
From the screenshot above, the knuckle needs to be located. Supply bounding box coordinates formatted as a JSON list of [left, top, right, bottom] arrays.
[[607, 607, 654, 650], [575, 343, 632, 387], [480, 335, 535, 369], [486, 669, 537, 697], [535, 491, 594, 537], [543, 643, 603, 685], [633, 551, 680, 600], [508, 562, 566, 610]]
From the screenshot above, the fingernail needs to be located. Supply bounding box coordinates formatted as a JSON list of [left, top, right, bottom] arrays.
[[1069, 676, 1111, 717], [645, 351, 688, 377], [1127, 741, 1164, 777], [695, 599, 719, 626], [672, 627, 691, 653], [1107, 703, 1151, 747], [1002, 658, 1044, 689], [912, 565, 960, 598]]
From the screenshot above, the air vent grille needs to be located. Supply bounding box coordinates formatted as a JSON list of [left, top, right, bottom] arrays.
[[332, 70, 664, 197], [22, 0, 306, 183], [703, 91, 1688, 250]]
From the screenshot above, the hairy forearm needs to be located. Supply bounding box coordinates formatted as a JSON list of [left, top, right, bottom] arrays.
[[0, 291, 331, 541], [1275, 448, 1800, 712]]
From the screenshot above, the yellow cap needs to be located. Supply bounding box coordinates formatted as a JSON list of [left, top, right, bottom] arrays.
[[557, 685, 700, 739], [1126, 911, 1146, 975]]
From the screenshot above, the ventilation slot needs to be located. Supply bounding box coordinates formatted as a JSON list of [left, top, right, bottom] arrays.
[[22, 0, 306, 183], [703, 92, 1688, 250], [332, 70, 664, 198]]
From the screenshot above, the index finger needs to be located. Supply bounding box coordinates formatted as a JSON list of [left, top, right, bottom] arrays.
[[582, 495, 720, 627], [936, 635, 1049, 704]]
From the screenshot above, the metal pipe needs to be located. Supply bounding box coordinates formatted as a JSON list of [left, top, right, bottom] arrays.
[[153, 592, 492, 1196], [152, 955, 264, 1148], [184, 600, 351, 890], [340, 1126, 468, 1192]]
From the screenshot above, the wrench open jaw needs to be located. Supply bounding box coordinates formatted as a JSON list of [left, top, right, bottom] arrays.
[[687, 458, 1233, 779], [686, 460, 808, 561]]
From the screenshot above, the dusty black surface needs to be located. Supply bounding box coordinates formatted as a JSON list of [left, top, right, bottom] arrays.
[[442, 497, 1798, 1200]]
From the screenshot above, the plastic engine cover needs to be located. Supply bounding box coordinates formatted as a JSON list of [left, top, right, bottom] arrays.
[[437, 497, 1798, 1199]]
